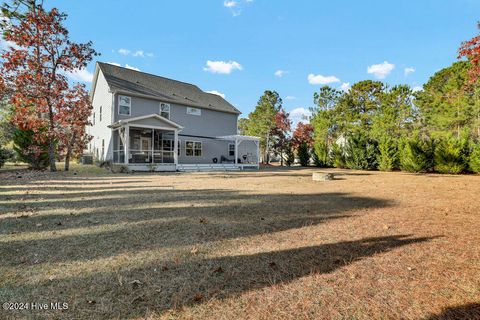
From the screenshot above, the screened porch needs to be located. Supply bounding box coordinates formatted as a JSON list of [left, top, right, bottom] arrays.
[[113, 127, 177, 165]]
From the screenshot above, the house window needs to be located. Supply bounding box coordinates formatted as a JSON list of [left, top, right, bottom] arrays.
[[186, 107, 201, 116], [118, 95, 131, 115], [99, 106, 102, 122], [185, 141, 202, 157], [101, 139, 105, 159], [160, 103, 170, 119], [93, 112, 95, 125], [178, 140, 181, 156], [228, 143, 235, 157]]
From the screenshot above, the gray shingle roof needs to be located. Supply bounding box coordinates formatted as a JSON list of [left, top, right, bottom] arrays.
[[96, 62, 240, 114]]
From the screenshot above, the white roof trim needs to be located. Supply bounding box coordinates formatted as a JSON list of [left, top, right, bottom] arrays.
[[109, 114, 184, 129], [216, 135, 260, 141]]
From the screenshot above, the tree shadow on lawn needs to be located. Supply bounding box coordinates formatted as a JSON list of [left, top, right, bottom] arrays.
[[0, 235, 436, 319], [1, 190, 392, 266], [204, 168, 373, 179], [424, 303, 480, 320]]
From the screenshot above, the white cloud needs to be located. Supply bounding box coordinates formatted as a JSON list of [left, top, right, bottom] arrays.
[[203, 60, 242, 74], [65, 68, 94, 83], [106, 62, 121, 67], [223, 0, 238, 7], [0, 37, 20, 50], [285, 96, 296, 100], [118, 48, 131, 56], [290, 107, 312, 129], [404, 67, 415, 76], [367, 61, 395, 79], [274, 70, 287, 77], [132, 50, 145, 57], [206, 90, 226, 99], [340, 82, 350, 92], [125, 64, 140, 71], [307, 73, 340, 85], [117, 48, 153, 58], [412, 86, 423, 92], [224, 0, 252, 16]]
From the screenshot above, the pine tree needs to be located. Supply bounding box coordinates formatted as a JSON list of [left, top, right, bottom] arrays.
[[434, 137, 468, 174], [377, 136, 398, 171]]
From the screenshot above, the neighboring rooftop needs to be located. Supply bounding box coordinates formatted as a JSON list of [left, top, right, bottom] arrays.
[[94, 62, 241, 114]]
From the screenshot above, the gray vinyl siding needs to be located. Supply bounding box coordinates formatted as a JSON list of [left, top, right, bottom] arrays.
[[177, 137, 257, 164], [88, 69, 113, 161], [113, 94, 238, 137]]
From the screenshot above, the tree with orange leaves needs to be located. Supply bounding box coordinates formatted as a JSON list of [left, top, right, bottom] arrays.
[[0, 0, 97, 171], [459, 22, 480, 83]]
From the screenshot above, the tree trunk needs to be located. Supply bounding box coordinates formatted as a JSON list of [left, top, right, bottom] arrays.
[[280, 149, 284, 166], [64, 148, 71, 171], [64, 133, 76, 171], [48, 140, 56, 172]]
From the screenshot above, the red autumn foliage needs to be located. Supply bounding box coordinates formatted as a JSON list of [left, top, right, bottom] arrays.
[[292, 122, 313, 149], [458, 22, 480, 83], [271, 109, 292, 165], [0, 4, 97, 171]]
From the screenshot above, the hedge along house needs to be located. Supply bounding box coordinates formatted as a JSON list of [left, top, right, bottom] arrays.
[[87, 62, 259, 171]]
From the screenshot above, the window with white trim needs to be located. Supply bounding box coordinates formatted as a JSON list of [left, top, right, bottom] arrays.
[[93, 112, 95, 125], [118, 95, 131, 115], [186, 107, 201, 116], [228, 143, 235, 157], [160, 103, 170, 119], [99, 106, 102, 122], [185, 141, 202, 157]]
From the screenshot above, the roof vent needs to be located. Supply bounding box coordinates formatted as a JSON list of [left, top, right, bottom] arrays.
[[184, 96, 188, 99]]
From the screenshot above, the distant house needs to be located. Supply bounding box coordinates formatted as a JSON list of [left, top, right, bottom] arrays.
[[88, 62, 259, 171]]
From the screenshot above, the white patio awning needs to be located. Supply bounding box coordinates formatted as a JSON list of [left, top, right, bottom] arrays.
[[216, 135, 260, 141]]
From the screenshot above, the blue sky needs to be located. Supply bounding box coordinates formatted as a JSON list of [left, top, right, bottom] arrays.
[[46, 0, 480, 126]]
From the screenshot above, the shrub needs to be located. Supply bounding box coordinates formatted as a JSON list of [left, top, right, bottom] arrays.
[[297, 142, 310, 166], [111, 164, 131, 173], [313, 140, 329, 167], [399, 137, 435, 173], [468, 140, 480, 173], [12, 128, 49, 169], [377, 136, 398, 171], [284, 142, 295, 166], [0, 147, 13, 168], [330, 143, 346, 168], [434, 137, 468, 174], [345, 133, 378, 170]]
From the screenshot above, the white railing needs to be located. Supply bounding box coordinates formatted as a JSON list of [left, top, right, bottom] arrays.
[[113, 149, 174, 164]]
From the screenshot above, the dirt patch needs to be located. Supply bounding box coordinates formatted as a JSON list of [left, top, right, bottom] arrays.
[[0, 168, 479, 319]]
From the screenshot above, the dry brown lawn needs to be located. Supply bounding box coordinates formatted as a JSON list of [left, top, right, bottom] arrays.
[[0, 166, 479, 319]]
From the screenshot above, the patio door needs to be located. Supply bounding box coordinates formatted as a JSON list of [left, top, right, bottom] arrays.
[[140, 137, 152, 162]]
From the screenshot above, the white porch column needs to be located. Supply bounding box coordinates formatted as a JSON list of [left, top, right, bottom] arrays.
[[256, 140, 260, 169], [151, 129, 155, 164], [234, 138, 238, 165], [124, 125, 129, 164], [174, 130, 178, 166]]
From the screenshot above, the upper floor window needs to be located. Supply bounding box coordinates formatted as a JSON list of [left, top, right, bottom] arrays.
[[99, 106, 102, 122], [118, 95, 131, 115], [160, 103, 170, 119], [93, 112, 95, 125], [186, 107, 201, 116]]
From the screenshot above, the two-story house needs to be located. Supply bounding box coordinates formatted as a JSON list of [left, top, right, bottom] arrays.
[[87, 62, 259, 171]]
